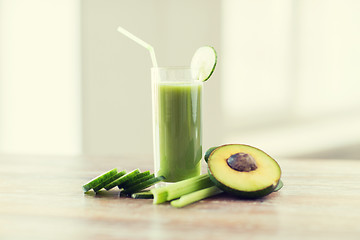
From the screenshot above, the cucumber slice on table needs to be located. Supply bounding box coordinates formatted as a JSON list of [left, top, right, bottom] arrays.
[[104, 169, 140, 190], [190, 46, 217, 81], [82, 168, 117, 192], [93, 170, 127, 192], [123, 174, 154, 190], [122, 176, 165, 195], [131, 191, 154, 199], [119, 170, 151, 189]]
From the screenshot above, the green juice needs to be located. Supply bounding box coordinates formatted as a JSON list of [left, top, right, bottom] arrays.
[[156, 82, 202, 182]]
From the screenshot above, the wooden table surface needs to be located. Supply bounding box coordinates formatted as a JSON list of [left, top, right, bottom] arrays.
[[1, 154, 360, 240]]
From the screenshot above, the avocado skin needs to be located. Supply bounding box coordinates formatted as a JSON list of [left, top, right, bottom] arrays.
[[274, 179, 283, 192], [207, 168, 278, 199], [204, 146, 218, 162]]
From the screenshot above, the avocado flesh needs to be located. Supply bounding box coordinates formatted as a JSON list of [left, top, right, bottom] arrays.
[[207, 144, 281, 198]]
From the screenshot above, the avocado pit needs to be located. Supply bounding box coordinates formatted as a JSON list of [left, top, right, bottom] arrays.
[[226, 152, 257, 172]]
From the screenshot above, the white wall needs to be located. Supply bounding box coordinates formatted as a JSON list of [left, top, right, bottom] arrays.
[[221, 0, 293, 126], [295, 0, 360, 117], [221, 0, 360, 157], [1, 0, 359, 159], [0, 0, 81, 155]]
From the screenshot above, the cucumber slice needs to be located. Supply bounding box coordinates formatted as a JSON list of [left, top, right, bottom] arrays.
[[82, 168, 117, 192], [131, 191, 154, 199], [104, 169, 140, 190], [123, 173, 154, 190], [122, 176, 165, 195], [119, 171, 151, 189], [93, 170, 126, 192], [191, 46, 217, 81]]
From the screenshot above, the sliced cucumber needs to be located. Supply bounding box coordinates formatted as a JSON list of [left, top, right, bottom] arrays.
[[104, 169, 140, 190], [82, 168, 117, 192], [123, 173, 154, 190], [93, 170, 126, 192], [122, 176, 165, 195], [119, 171, 150, 189], [191, 46, 217, 81], [131, 191, 154, 199]]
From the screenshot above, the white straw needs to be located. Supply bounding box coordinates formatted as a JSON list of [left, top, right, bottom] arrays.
[[117, 26, 158, 67]]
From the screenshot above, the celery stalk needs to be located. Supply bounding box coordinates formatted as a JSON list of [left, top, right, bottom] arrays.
[[151, 174, 214, 204], [166, 175, 213, 200], [151, 187, 168, 204], [170, 186, 223, 208]]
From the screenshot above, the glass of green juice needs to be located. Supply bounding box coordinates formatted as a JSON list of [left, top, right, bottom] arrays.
[[151, 67, 202, 182]]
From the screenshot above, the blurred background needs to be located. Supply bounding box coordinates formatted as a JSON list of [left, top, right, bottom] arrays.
[[0, 0, 359, 159]]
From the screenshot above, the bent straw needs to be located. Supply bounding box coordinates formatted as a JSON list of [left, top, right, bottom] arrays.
[[117, 26, 158, 67]]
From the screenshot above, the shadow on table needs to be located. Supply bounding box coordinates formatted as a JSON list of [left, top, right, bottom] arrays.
[[84, 190, 125, 199]]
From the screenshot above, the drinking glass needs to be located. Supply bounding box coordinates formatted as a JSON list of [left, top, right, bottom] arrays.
[[151, 67, 202, 182]]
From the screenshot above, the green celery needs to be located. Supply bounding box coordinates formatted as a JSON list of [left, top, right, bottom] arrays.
[[151, 174, 214, 204], [170, 186, 223, 208], [151, 187, 168, 204]]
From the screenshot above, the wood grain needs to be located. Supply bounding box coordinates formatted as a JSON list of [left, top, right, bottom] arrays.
[[1, 155, 359, 240]]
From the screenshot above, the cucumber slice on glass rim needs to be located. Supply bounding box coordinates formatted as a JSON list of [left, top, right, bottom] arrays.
[[191, 46, 217, 81]]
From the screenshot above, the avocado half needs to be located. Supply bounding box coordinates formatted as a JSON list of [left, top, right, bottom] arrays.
[[206, 144, 281, 199]]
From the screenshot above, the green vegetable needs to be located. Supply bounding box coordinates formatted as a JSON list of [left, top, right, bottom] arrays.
[[82, 168, 117, 192], [191, 46, 217, 81], [274, 179, 284, 192], [82, 150, 283, 207], [104, 169, 140, 190], [151, 174, 214, 204], [151, 187, 168, 204], [93, 170, 127, 192], [131, 191, 154, 199], [120, 171, 150, 189], [123, 174, 154, 190], [122, 176, 165, 195], [207, 144, 281, 198], [204, 146, 218, 162], [170, 186, 222, 208]]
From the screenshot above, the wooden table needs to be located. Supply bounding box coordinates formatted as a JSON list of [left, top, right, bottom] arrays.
[[1, 155, 360, 240]]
